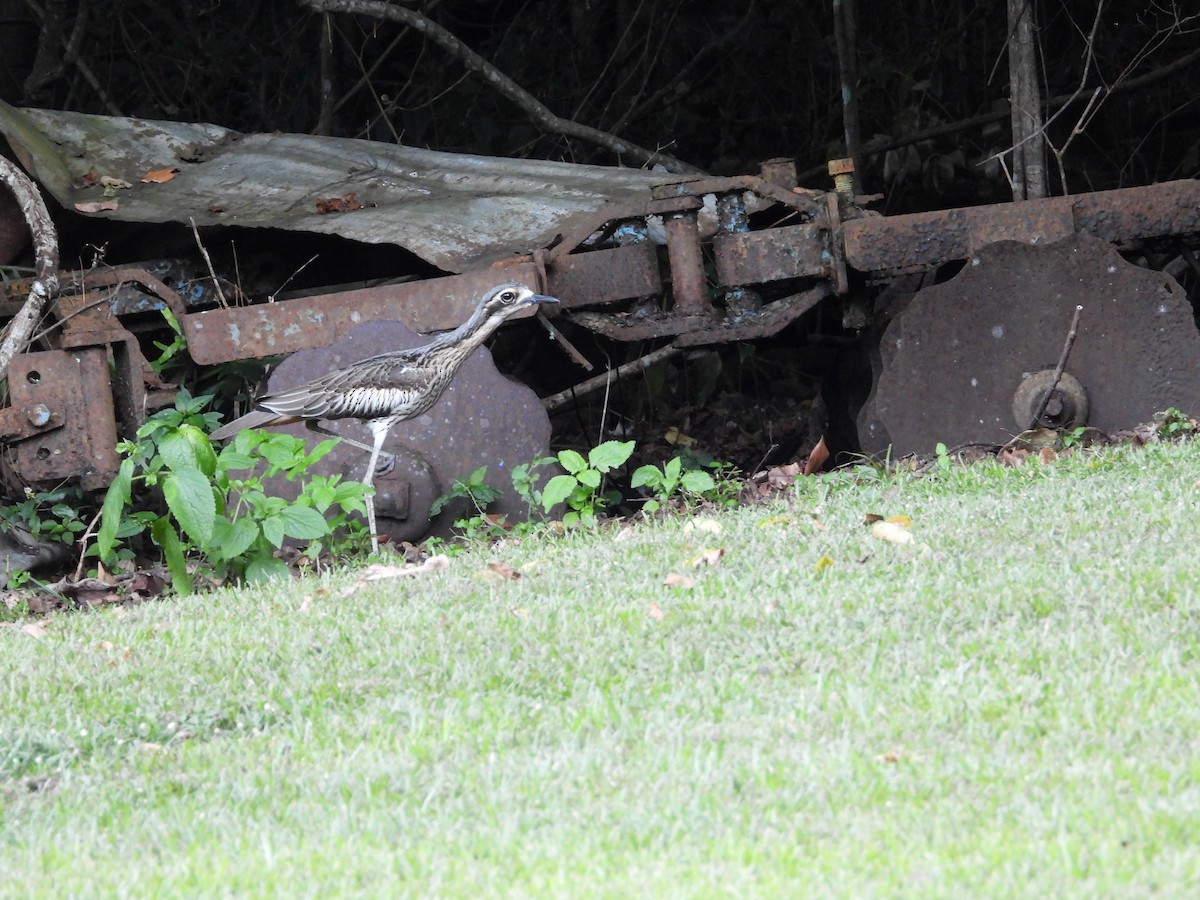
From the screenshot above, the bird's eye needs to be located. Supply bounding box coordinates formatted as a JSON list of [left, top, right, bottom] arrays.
[[499, 290, 517, 303]]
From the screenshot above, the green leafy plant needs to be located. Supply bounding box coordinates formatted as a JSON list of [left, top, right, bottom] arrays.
[[96, 390, 371, 592], [430, 466, 501, 518], [0, 485, 89, 548], [540, 440, 635, 526], [1154, 407, 1196, 440], [631, 456, 718, 512], [934, 441, 952, 473]]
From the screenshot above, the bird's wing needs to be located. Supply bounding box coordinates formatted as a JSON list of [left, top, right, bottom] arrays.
[[256, 354, 439, 421]]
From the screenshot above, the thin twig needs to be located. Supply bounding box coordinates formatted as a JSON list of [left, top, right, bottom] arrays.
[[189, 217, 228, 308], [537, 311, 593, 371], [543, 344, 679, 411], [73, 506, 105, 583], [1028, 305, 1083, 430]]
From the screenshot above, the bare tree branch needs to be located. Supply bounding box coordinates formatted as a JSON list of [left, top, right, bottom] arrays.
[[301, 0, 703, 174], [0, 159, 59, 380]]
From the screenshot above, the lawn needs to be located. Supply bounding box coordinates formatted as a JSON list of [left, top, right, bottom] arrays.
[[3, 440, 1200, 896]]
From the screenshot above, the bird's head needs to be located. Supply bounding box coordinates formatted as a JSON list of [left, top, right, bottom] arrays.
[[479, 282, 559, 322]]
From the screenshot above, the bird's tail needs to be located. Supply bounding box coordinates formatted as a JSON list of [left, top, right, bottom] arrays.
[[209, 409, 297, 442]]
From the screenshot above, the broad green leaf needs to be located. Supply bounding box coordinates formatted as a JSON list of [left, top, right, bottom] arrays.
[[180, 423, 218, 477], [541, 474, 579, 511], [151, 516, 192, 594], [588, 440, 635, 472], [245, 552, 290, 582], [261, 515, 285, 548], [217, 448, 259, 472], [96, 457, 135, 562], [576, 468, 601, 489], [664, 456, 682, 480], [162, 468, 216, 545], [277, 505, 330, 541], [630, 465, 659, 490], [680, 470, 717, 493], [155, 429, 197, 471], [210, 516, 259, 561], [557, 449, 586, 474]]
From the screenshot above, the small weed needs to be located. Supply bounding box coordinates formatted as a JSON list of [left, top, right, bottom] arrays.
[[631, 456, 718, 512], [540, 440, 635, 527], [1154, 407, 1197, 440]]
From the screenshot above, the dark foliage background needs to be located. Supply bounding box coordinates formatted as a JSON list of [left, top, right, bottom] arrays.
[[2, 0, 1197, 210]]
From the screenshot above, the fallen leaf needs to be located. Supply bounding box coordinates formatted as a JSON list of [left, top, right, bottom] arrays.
[[998, 446, 1029, 467], [75, 199, 119, 213], [99, 175, 132, 189], [345, 555, 449, 592], [298, 594, 313, 614], [74, 169, 101, 188], [815, 554, 834, 573], [664, 426, 695, 448], [648, 601, 665, 621], [21, 621, 48, 639], [757, 514, 791, 528], [509, 608, 528, 618], [613, 524, 636, 542], [663, 572, 695, 589], [683, 517, 722, 535], [870, 520, 913, 545], [802, 435, 830, 475], [141, 166, 179, 183], [315, 191, 363, 214], [1037, 447, 1058, 464], [690, 547, 724, 567], [486, 560, 521, 580]]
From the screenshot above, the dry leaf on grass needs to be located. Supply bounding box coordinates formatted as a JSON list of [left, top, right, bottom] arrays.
[[486, 561, 521, 580], [21, 621, 48, 639], [683, 517, 722, 535], [663, 572, 695, 589], [802, 435, 830, 475], [346, 555, 449, 591], [99, 175, 132, 189], [648, 601, 665, 621], [690, 547, 724, 567], [870, 520, 913, 545]]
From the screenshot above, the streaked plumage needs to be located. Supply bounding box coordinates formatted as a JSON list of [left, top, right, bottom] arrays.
[[211, 282, 558, 550]]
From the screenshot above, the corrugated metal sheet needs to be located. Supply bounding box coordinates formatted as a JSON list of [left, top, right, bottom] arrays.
[[0, 101, 680, 272]]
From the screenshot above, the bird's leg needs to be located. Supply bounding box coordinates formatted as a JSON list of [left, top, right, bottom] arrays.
[[304, 420, 396, 473], [360, 421, 393, 554]]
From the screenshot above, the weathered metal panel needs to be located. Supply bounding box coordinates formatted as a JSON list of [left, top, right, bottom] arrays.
[[0, 101, 686, 272], [6, 348, 119, 490]]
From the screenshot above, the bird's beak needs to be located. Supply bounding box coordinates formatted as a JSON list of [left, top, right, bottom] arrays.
[[530, 293, 559, 306]]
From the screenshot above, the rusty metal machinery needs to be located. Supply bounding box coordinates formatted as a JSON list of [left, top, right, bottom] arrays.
[[3, 159, 1200, 538]]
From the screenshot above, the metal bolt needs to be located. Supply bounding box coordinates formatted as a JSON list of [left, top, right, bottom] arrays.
[[26, 404, 51, 427], [828, 158, 856, 197]]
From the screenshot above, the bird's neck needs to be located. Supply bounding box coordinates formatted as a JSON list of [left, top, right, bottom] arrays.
[[428, 305, 502, 355]]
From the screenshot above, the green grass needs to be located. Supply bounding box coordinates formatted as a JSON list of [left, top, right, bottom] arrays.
[[3, 440, 1200, 896]]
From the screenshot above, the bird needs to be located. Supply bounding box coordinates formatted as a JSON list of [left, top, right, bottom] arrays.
[[210, 282, 559, 551]]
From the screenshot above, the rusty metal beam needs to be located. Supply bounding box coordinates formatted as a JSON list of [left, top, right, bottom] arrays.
[[713, 222, 829, 286], [842, 179, 1200, 273]]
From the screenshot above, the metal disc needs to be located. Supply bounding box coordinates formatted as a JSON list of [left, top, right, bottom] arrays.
[[861, 233, 1200, 456], [258, 320, 551, 543]]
